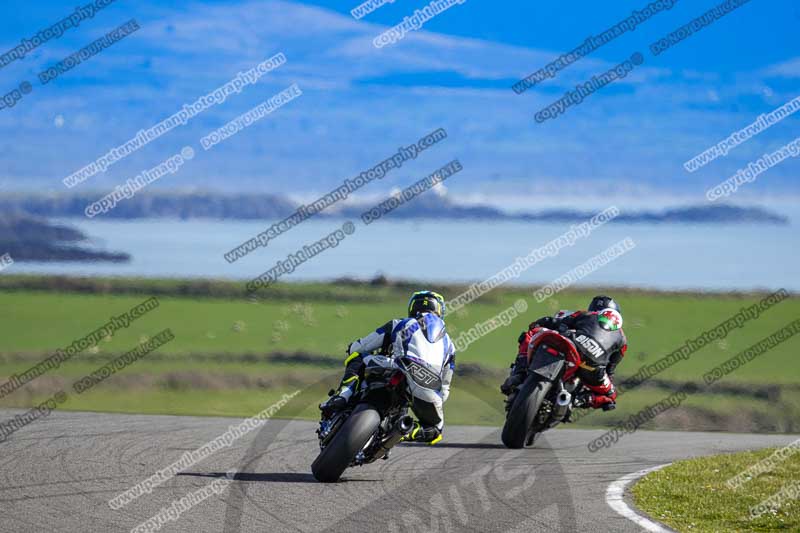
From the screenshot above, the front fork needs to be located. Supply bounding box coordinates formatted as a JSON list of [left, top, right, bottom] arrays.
[[317, 409, 351, 449]]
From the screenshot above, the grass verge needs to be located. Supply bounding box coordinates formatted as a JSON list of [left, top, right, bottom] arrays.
[[632, 448, 800, 532]]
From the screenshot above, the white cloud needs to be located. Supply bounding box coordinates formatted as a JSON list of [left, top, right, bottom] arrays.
[[762, 57, 800, 78]]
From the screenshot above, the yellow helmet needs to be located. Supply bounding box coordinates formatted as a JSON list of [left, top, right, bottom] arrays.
[[407, 290, 445, 317]]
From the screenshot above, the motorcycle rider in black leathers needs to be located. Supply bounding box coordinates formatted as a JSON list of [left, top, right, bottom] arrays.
[[320, 291, 455, 444], [501, 295, 627, 410]]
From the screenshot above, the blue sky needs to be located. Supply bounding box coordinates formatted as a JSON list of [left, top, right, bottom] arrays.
[[0, 0, 798, 211]]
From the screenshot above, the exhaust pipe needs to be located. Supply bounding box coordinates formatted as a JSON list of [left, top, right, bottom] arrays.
[[556, 391, 571, 406], [550, 390, 572, 423], [396, 416, 414, 434], [378, 416, 415, 456]]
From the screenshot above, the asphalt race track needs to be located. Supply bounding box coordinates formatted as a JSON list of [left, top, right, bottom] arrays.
[[1, 408, 796, 533]]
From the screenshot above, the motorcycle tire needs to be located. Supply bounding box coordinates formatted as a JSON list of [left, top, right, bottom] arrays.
[[501, 378, 552, 449], [311, 404, 380, 482]]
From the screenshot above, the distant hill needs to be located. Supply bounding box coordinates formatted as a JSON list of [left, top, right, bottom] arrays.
[[0, 192, 296, 220], [530, 205, 790, 225], [0, 192, 789, 225], [341, 195, 790, 225], [0, 214, 129, 262]]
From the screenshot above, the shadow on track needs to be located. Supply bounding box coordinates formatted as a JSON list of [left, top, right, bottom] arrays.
[[178, 472, 317, 483], [179, 471, 379, 483], [401, 442, 508, 450]]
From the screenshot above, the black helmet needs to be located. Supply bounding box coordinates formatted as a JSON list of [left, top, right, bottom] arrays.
[[588, 295, 620, 314], [408, 290, 445, 318]]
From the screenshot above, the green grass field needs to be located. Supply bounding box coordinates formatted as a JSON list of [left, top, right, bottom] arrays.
[[1, 276, 798, 429], [633, 448, 800, 532]]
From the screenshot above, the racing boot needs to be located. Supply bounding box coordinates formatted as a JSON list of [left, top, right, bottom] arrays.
[[500, 355, 529, 395], [319, 376, 358, 415], [401, 422, 442, 445], [575, 375, 617, 411]]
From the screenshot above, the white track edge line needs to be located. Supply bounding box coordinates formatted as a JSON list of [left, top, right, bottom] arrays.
[[606, 463, 673, 532]]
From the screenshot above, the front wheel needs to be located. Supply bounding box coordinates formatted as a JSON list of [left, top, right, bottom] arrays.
[[501, 378, 552, 449], [311, 404, 380, 482]]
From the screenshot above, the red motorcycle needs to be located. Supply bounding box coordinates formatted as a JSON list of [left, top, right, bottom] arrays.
[[501, 327, 585, 449]]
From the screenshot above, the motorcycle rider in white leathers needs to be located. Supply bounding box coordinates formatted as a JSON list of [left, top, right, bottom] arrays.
[[320, 291, 455, 444]]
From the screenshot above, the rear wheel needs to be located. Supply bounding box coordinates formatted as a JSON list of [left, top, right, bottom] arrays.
[[501, 378, 552, 449], [311, 404, 380, 482]]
